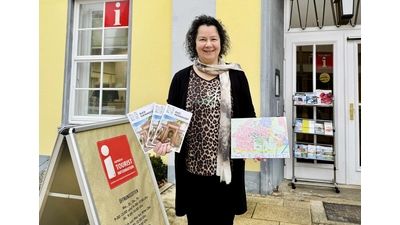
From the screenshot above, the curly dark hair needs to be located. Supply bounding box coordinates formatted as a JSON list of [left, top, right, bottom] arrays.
[[185, 14, 231, 62]]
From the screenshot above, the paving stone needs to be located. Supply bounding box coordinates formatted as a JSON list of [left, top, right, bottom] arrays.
[[284, 200, 310, 209], [234, 216, 279, 225], [253, 203, 311, 225]]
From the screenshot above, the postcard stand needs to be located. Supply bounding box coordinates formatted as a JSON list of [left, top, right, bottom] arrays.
[[291, 92, 339, 193], [39, 118, 170, 225]]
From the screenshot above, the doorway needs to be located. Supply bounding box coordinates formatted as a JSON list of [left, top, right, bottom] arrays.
[[284, 30, 361, 185]]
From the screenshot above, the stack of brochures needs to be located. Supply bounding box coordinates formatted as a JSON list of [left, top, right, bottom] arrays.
[[294, 144, 333, 161], [127, 102, 192, 154], [294, 90, 333, 105], [294, 119, 333, 136]]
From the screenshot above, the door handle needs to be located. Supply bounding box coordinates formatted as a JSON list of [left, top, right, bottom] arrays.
[[350, 103, 354, 120]]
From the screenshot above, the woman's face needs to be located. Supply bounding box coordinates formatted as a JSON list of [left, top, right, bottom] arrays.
[[196, 25, 220, 65]]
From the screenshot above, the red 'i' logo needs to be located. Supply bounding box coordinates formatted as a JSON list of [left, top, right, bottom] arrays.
[[105, 1, 129, 27]]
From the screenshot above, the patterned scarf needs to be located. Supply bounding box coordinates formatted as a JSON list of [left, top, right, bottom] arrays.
[[195, 59, 242, 184]]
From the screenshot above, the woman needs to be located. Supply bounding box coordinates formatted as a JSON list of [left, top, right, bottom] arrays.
[[154, 14, 261, 225]]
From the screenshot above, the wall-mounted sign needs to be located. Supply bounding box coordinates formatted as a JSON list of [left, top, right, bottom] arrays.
[[316, 53, 333, 70], [105, 0, 130, 27]]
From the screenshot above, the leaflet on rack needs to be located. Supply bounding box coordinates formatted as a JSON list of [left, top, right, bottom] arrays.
[[294, 143, 308, 158], [324, 122, 333, 135], [151, 104, 192, 153], [316, 145, 333, 161], [294, 90, 333, 106], [315, 89, 333, 105], [314, 122, 325, 134], [294, 93, 306, 105], [126, 102, 155, 154]]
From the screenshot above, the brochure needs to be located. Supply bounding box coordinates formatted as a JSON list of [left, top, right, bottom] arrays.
[[305, 93, 317, 104], [307, 145, 316, 159], [294, 93, 306, 105], [126, 102, 155, 154], [294, 119, 303, 132], [294, 91, 333, 105], [315, 145, 334, 161], [315, 145, 323, 160], [151, 104, 192, 153], [315, 89, 333, 105], [314, 122, 325, 134], [146, 104, 165, 148], [302, 119, 315, 133], [300, 144, 308, 158], [322, 146, 334, 161], [294, 143, 307, 158], [324, 122, 333, 135]]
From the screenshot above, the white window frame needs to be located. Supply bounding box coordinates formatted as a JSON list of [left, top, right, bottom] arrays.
[[69, 0, 130, 124]]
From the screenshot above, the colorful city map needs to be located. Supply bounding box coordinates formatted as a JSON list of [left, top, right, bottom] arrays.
[[231, 117, 290, 158]]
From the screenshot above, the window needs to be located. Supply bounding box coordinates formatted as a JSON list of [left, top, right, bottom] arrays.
[[70, 0, 130, 124]]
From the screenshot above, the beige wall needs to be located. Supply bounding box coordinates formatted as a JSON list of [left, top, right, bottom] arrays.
[[129, 0, 173, 110], [39, 0, 68, 155]]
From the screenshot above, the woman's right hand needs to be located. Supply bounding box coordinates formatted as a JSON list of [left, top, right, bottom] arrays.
[[153, 142, 172, 156]]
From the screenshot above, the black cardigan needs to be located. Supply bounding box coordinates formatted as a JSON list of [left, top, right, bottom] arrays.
[[166, 65, 256, 216]]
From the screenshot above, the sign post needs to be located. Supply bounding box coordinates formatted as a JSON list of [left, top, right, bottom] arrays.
[[39, 118, 169, 225]]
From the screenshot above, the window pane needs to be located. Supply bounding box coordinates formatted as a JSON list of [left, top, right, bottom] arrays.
[[78, 30, 102, 56], [113, 61, 127, 88], [76, 62, 100, 88], [104, 28, 128, 55], [316, 107, 333, 120], [79, 4, 103, 29], [75, 90, 92, 115], [316, 45, 333, 91], [296, 45, 313, 92]]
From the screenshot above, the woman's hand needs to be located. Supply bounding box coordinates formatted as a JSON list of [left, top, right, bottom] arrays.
[[153, 142, 172, 156], [243, 156, 267, 162]]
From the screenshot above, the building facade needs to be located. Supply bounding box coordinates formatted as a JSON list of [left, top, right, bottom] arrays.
[[39, 0, 361, 195]]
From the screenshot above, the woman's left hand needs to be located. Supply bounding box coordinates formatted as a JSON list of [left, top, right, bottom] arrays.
[[153, 142, 172, 156]]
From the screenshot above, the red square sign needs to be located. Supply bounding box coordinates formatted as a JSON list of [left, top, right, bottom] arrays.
[[97, 135, 138, 189], [104, 0, 130, 27]]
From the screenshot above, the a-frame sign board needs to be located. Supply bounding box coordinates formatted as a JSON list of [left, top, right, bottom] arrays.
[[39, 118, 169, 225]]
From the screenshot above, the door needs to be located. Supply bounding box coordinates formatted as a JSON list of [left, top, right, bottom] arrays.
[[285, 31, 361, 185], [345, 39, 361, 185]]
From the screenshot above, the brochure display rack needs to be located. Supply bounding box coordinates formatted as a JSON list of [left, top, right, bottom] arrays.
[[291, 91, 340, 193]]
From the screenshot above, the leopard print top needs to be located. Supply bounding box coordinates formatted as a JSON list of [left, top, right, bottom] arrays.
[[185, 69, 221, 176]]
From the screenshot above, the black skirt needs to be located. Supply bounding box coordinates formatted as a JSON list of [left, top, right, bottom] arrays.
[[183, 170, 236, 225]]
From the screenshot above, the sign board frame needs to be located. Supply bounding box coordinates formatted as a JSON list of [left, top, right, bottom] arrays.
[[39, 118, 169, 225]]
